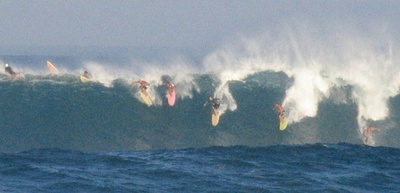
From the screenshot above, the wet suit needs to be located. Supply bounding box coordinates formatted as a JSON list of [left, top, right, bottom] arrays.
[[5, 66, 16, 76], [83, 71, 91, 79], [204, 97, 220, 115], [211, 98, 220, 110]]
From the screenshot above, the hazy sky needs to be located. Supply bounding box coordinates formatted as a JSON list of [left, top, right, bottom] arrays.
[[0, 0, 398, 50]]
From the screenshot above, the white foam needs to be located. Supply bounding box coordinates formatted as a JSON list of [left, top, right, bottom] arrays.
[[202, 24, 400, 130]]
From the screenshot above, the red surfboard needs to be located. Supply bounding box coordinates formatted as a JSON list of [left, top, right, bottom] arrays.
[[167, 89, 176, 106]]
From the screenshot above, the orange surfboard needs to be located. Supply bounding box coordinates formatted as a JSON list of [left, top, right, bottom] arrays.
[[47, 61, 59, 74]]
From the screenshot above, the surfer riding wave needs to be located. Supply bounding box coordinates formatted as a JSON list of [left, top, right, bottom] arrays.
[[4, 63, 23, 80], [83, 71, 92, 79], [275, 103, 285, 121], [363, 127, 379, 146], [204, 97, 220, 115], [137, 80, 150, 95], [163, 82, 175, 95]]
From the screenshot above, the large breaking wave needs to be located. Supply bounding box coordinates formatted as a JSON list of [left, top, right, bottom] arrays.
[[0, 69, 399, 152], [1, 23, 400, 152]]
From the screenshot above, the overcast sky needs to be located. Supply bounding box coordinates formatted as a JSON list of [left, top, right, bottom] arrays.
[[0, 0, 398, 50]]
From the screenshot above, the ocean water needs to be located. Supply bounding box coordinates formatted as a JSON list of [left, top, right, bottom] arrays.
[[0, 144, 399, 192], [0, 42, 400, 192]]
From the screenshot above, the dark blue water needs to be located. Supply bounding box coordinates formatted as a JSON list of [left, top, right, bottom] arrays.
[[1, 53, 400, 192], [0, 144, 399, 192]]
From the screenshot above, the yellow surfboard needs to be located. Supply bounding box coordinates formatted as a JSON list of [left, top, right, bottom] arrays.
[[279, 117, 289, 131], [80, 75, 92, 83], [140, 91, 153, 106], [212, 111, 220, 126], [47, 61, 59, 74]]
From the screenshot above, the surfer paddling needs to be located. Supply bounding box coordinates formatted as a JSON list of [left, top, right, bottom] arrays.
[[363, 127, 379, 146], [204, 97, 220, 115], [275, 103, 285, 121]]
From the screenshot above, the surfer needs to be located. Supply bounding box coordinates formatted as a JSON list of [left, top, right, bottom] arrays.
[[163, 82, 175, 94], [363, 127, 379, 145], [204, 97, 220, 115], [5, 63, 16, 76], [275, 103, 285, 121], [83, 71, 92, 79], [4, 63, 23, 80], [137, 80, 150, 95]]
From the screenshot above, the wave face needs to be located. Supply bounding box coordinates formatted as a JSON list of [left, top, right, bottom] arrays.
[[2, 20, 400, 153], [1, 66, 400, 152]]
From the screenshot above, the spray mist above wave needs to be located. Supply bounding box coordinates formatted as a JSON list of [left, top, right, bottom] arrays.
[[202, 24, 400, 134], [1, 21, 398, 132]]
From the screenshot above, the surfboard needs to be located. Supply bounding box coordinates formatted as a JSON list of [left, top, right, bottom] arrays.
[[46, 61, 59, 74], [211, 110, 220, 126], [11, 73, 25, 81], [140, 91, 153, 106], [279, 117, 289, 131], [276, 103, 288, 130], [167, 89, 176, 106], [80, 75, 91, 83]]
